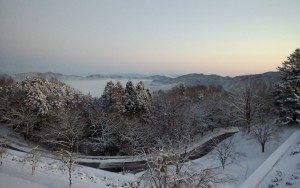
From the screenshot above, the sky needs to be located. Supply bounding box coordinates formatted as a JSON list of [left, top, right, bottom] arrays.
[[0, 0, 299, 76]]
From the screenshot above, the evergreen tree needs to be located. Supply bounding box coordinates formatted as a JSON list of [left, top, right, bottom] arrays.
[[100, 81, 114, 109], [111, 81, 125, 114], [123, 81, 137, 115], [136, 81, 152, 114], [275, 49, 300, 124]]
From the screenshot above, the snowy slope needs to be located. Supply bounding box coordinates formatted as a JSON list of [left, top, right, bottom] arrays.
[[192, 126, 296, 188], [241, 130, 300, 188], [258, 132, 300, 188], [0, 125, 297, 188], [0, 149, 138, 188]]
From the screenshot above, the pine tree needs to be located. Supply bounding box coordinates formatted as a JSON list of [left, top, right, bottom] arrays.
[[123, 81, 137, 116], [136, 81, 152, 114], [111, 81, 125, 114], [275, 49, 300, 124], [100, 81, 114, 109]]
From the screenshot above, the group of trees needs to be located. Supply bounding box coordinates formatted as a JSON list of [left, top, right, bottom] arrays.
[[0, 67, 292, 157], [0, 49, 298, 187], [0, 75, 230, 156]]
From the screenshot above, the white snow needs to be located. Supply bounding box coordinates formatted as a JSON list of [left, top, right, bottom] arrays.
[[192, 126, 296, 188], [0, 125, 138, 188], [0, 172, 48, 188], [258, 131, 300, 188], [0, 149, 138, 188], [240, 130, 300, 188], [1, 124, 298, 188]]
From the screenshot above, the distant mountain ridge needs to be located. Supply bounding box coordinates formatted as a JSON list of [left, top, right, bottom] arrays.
[[151, 71, 281, 90], [86, 73, 150, 79], [1, 71, 281, 90], [3, 72, 168, 81], [7, 72, 83, 81]]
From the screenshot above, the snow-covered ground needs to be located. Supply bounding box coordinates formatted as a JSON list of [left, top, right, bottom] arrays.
[[192, 126, 297, 188], [0, 125, 298, 188], [0, 149, 138, 188], [258, 132, 300, 188], [62, 79, 175, 97], [0, 125, 138, 188], [240, 130, 300, 188]]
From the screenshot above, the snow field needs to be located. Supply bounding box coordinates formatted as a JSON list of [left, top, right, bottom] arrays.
[[240, 130, 300, 188]]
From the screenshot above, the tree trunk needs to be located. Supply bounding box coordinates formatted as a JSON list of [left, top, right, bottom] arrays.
[[261, 143, 265, 153], [247, 123, 251, 134], [68, 162, 72, 186], [220, 158, 225, 169]]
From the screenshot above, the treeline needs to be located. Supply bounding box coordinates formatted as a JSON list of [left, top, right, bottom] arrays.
[[0, 75, 227, 155], [0, 49, 299, 157], [0, 75, 289, 156]]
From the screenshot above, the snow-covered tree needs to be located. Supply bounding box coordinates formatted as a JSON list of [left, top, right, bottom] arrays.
[[250, 93, 278, 152], [212, 136, 242, 169], [59, 150, 76, 187], [275, 48, 300, 125], [110, 81, 125, 114], [201, 91, 228, 132], [8, 104, 38, 141], [0, 75, 14, 88], [9, 76, 84, 116], [135, 81, 152, 115], [42, 108, 85, 152], [119, 118, 151, 153], [186, 85, 228, 138], [0, 137, 8, 165], [42, 108, 85, 186], [23, 146, 40, 175], [100, 81, 114, 109], [151, 85, 198, 143], [140, 139, 232, 188], [123, 81, 138, 116], [1, 76, 87, 141], [251, 123, 277, 152], [228, 81, 266, 133], [0, 75, 14, 119], [100, 81, 125, 115], [123, 81, 152, 117], [88, 108, 120, 154]]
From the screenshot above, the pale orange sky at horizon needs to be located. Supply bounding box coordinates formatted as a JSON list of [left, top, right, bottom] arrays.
[[0, 0, 299, 76]]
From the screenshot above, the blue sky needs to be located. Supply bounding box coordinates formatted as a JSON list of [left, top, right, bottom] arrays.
[[0, 0, 299, 76]]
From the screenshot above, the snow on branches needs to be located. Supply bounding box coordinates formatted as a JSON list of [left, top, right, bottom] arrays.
[[275, 49, 300, 125], [13, 76, 85, 116]]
